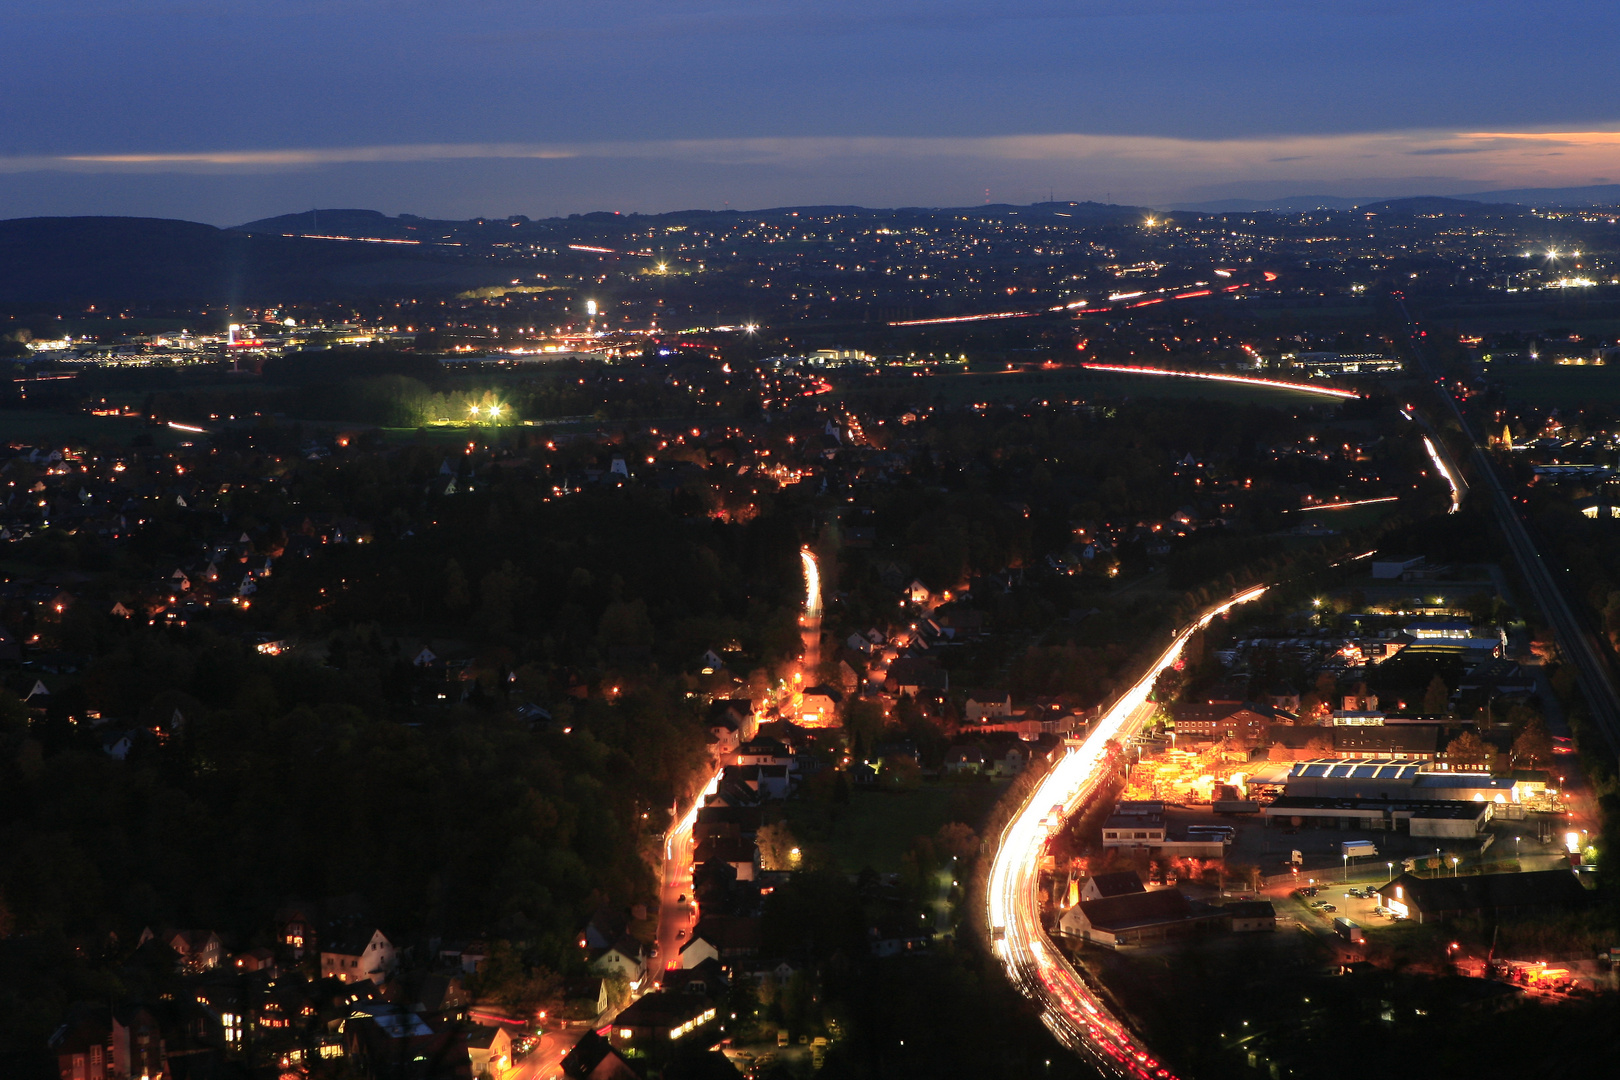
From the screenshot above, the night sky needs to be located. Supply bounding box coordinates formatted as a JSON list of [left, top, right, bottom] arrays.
[[3, 1, 1618, 222]]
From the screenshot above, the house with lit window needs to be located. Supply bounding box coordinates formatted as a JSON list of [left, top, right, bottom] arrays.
[[321, 928, 396, 984], [607, 992, 718, 1054]]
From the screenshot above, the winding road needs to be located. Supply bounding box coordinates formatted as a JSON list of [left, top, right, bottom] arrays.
[[986, 585, 1268, 1080]]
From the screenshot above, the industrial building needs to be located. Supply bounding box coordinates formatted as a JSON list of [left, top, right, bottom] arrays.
[[1262, 794, 1492, 837], [1101, 801, 1228, 857], [1373, 869, 1589, 924], [1279, 758, 1547, 804]]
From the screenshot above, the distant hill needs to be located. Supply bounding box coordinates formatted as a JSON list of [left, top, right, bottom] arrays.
[[1357, 196, 1524, 216], [1451, 183, 1620, 207], [237, 200, 1150, 242], [0, 216, 509, 305], [1166, 182, 1620, 214], [1165, 195, 1370, 213]]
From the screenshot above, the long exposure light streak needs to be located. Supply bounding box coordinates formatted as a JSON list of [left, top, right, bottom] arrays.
[[801, 549, 822, 618], [891, 274, 1273, 327], [1080, 363, 1360, 400], [1423, 435, 1464, 513], [887, 310, 1039, 326], [1292, 496, 1400, 512], [986, 585, 1268, 1079]]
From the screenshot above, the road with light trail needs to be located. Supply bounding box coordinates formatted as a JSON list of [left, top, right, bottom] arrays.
[[1395, 296, 1620, 757], [986, 585, 1268, 1080]]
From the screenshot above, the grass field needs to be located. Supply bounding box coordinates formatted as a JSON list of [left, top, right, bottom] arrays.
[[838, 367, 1341, 407], [1489, 365, 1620, 407], [0, 409, 170, 446], [786, 782, 1004, 874]]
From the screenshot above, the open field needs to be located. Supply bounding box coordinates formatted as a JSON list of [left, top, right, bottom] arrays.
[[1488, 365, 1620, 407], [0, 409, 169, 446]]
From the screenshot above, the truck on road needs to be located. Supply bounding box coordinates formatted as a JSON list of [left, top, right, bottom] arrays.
[[1333, 917, 1366, 944], [1341, 840, 1377, 860]]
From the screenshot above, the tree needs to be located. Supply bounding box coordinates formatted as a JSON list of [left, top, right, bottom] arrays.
[[1151, 666, 1184, 704], [444, 558, 470, 612], [879, 753, 922, 791], [756, 821, 801, 871], [934, 822, 979, 863], [844, 698, 887, 759], [1446, 731, 1490, 769], [1512, 716, 1553, 767], [1423, 673, 1450, 716]]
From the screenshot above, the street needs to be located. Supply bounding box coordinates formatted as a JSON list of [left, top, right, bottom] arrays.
[[654, 767, 721, 980], [985, 585, 1268, 1080]]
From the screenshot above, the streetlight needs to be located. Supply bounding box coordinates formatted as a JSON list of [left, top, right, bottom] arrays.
[[1343, 852, 1348, 883], [1451, 856, 1460, 877]]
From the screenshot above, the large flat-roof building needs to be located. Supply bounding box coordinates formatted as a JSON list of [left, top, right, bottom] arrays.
[[1262, 795, 1492, 838], [1278, 758, 1548, 805]]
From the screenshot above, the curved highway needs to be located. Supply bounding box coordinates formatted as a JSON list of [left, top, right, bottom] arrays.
[[986, 585, 1268, 1079]]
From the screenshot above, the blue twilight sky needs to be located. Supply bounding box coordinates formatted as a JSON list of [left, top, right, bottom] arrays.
[[1, 1, 1618, 222]]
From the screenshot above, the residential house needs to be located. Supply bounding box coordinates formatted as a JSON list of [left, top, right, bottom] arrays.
[[589, 937, 647, 987], [233, 947, 276, 974], [943, 744, 986, 775], [692, 836, 758, 881], [679, 916, 762, 968], [49, 1005, 114, 1080], [661, 957, 729, 1000], [798, 685, 842, 724], [887, 657, 948, 696], [137, 927, 223, 973], [275, 904, 316, 957], [560, 977, 610, 1021], [344, 1006, 471, 1079], [1266, 685, 1301, 713], [731, 736, 791, 769], [1057, 889, 1219, 948], [463, 1025, 514, 1079], [1081, 872, 1147, 902], [561, 1031, 639, 1080], [608, 993, 718, 1053], [439, 939, 489, 974], [964, 695, 1014, 721], [581, 909, 629, 951], [321, 928, 396, 984]]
